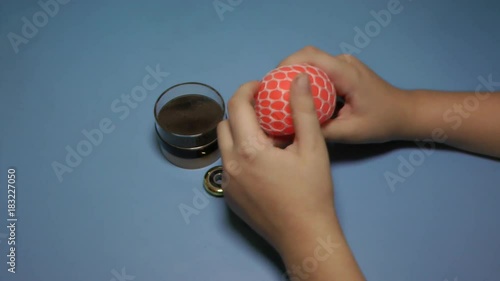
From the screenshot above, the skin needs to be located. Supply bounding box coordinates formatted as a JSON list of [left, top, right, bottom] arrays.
[[218, 74, 364, 281], [217, 46, 500, 280], [279, 46, 500, 156]]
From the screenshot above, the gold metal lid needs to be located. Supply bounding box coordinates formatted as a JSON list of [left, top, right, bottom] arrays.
[[203, 166, 224, 197]]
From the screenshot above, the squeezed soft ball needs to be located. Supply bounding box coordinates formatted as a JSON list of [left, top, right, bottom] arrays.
[[254, 64, 336, 136]]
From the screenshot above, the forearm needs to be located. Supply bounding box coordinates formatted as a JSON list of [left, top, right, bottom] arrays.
[[400, 90, 500, 158], [278, 215, 365, 281]]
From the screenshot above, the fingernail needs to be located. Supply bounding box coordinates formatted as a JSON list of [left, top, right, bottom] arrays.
[[295, 73, 310, 92]]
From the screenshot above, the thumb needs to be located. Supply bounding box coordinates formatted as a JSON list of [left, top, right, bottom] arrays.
[[290, 73, 323, 150]]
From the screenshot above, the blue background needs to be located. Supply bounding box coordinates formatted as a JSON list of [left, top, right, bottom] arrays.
[[1, 0, 499, 280]]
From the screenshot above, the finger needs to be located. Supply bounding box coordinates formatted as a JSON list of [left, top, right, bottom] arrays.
[[278, 46, 355, 92], [320, 118, 358, 143], [227, 81, 263, 145], [217, 120, 234, 159], [289, 73, 323, 151]]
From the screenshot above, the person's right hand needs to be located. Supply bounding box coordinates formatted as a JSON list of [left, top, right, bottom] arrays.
[[278, 46, 415, 144], [218, 74, 336, 254], [218, 74, 366, 281]]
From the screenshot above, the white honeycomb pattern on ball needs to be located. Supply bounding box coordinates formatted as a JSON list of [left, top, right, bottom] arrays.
[[255, 64, 336, 136]]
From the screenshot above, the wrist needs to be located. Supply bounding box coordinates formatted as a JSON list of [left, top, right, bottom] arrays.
[[391, 89, 422, 141], [277, 213, 343, 261], [278, 216, 354, 281]]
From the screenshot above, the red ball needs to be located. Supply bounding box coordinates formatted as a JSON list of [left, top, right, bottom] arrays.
[[254, 64, 336, 136]]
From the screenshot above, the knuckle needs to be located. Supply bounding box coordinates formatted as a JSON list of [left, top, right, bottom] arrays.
[[237, 143, 258, 162], [338, 54, 359, 68], [302, 45, 319, 54], [223, 159, 242, 177], [339, 54, 359, 65], [279, 46, 319, 67], [227, 96, 238, 111], [237, 81, 257, 94], [246, 134, 265, 150], [345, 54, 358, 62]]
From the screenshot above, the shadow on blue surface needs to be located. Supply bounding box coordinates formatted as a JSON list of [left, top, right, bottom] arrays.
[[225, 206, 287, 275], [327, 141, 500, 163]]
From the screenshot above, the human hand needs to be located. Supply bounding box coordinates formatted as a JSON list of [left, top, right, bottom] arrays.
[[279, 46, 414, 143], [217, 74, 336, 254]]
